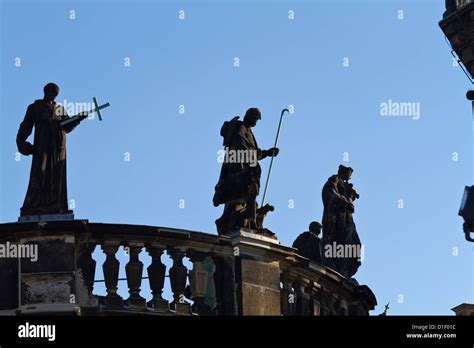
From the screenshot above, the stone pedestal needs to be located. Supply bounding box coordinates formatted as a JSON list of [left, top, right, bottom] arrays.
[[225, 229, 294, 316], [236, 259, 281, 315], [226, 228, 280, 244], [18, 213, 74, 223], [20, 235, 76, 308]]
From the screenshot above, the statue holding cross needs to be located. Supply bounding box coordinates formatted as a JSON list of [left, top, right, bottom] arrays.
[[16, 82, 110, 220]]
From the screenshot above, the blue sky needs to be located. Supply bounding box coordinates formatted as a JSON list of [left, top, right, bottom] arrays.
[[1, 0, 473, 315]]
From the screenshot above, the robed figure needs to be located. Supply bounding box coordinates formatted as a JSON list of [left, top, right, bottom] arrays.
[[213, 107, 278, 235], [16, 83, 79, 217], [321, 165, 362, 278]]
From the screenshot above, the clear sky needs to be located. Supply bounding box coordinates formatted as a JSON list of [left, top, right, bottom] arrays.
[[1, 0, 473, 315]]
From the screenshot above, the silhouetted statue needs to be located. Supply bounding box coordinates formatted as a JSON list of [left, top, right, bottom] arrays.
[[321, 165, 362, 278], [292, 221, 323, 263], [213, 108, 279, 235], [16, 83, 80, 217]]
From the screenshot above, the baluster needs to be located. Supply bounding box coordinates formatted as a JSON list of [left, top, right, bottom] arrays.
[[280, 271, 296, 316], [101, 241, 123, 308], [295, 278, 311, 316], [168, 247, 191, 314], [310, 292, 321, 317], [188, 250, 216, 315], [146, 244, 169, 312], [77, 241, 96, 305], [125, 242, 146, 308]]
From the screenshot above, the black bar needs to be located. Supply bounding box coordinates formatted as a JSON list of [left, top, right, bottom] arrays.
[[0, 316, 473, 346]]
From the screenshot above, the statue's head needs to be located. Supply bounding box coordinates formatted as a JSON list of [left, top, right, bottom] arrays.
[[309, 221, 322, 236], [43, 83, 59, 102], [243, 107, 261, 127], [337, 165, 353, 181]]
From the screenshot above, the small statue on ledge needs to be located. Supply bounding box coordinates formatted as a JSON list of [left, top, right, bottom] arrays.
[[292, 221, 323, 264], [213, 108, 279, 236]]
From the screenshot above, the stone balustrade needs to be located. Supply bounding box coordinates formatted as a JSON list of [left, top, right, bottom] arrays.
[[0, 220, 376, 316]]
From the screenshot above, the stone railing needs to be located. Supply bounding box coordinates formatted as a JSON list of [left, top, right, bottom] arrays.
[[0, 220, 376, 316], [280, 254, 376, 316]]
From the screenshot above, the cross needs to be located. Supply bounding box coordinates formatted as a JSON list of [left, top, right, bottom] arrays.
[[59, 96, 110, 127]]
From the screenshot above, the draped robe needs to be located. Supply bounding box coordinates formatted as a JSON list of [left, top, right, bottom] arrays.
[[16, 99, 76, 216]]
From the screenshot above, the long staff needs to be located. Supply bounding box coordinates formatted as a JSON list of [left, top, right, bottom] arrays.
[[260, 108, 289, 207]]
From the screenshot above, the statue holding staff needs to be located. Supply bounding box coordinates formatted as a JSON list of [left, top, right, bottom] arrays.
[[213, 107, 279, 235]]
